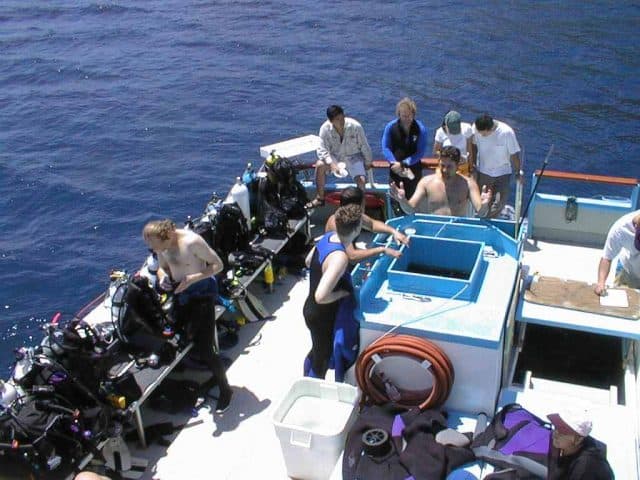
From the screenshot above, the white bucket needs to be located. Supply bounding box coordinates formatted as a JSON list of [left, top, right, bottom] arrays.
[[273, 378, 360, 480]]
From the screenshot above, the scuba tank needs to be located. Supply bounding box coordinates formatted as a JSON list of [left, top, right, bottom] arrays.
[[242, 162, 256, 184], [142, 252, 159, 290], [0, 379, 18, 408], [229, 176, 251, 231]]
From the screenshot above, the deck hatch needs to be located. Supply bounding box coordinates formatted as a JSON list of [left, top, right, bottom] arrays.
[[387, 235, 485, 301]]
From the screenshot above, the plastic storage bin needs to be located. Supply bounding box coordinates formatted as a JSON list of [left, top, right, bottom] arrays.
[[273, 378, 360, 480]]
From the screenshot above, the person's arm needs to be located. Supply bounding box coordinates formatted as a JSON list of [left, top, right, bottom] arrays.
[[305, 246, 316, 268], [381, 121, 396, 164], [594, 257, 612, 295], [361, 213, 409, 245], [357, 124, 373, 169], [175, 237, 224, 293], [465, 136, 474, 170], [315, 252, 351, 304], [433, 141, 443, 156], [467, 177, 490, 217], [510, 152, 522, 178], [390, 178, 427, 214], [407, 121, 427, 165], [317, 123, 337, 166], [469, 134, 478, 172], [345, 243, 401, 262]]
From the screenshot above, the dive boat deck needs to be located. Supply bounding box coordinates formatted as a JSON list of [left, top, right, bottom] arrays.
[[128, 275, 311, 479]]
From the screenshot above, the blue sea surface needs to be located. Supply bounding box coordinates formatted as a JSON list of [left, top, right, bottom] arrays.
[[1, 0, 639, 369]]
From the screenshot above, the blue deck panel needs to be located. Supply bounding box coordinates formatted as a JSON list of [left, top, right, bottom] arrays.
[[357, 215, 521, 349]]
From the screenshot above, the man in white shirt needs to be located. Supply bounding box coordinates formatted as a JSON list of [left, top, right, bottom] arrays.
[[307, 105, 373, 208], [433, 110, 474, 176], [594, 210, 640, 295], [471, 114, 522, 218]]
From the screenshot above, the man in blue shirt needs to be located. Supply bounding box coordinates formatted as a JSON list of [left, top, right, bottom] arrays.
[[381, 97, 428, 200]]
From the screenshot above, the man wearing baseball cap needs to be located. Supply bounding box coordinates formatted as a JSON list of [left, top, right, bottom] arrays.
[[547, 410, 613, 479], [594, 209, 640, 295]]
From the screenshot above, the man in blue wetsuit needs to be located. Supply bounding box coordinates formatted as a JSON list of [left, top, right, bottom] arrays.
[[381, 97, 428, 201], [143, 219, 233, 413]]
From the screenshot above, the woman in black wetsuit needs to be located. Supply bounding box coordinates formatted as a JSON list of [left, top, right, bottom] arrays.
[[303, 204, 362, 379]]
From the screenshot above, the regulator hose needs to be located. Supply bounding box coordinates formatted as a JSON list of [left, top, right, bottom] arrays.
[[355, 334, 454, 410]]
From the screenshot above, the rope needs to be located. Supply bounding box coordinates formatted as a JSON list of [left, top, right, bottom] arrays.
[[355, 334, 454, 410]]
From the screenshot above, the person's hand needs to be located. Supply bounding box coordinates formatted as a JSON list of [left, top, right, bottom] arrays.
[[390, 162, 403, 175], [159, 275, 175, 292], [329, 162, 339, 173], [393, 229, 409, 246], [480, 185, 492, 206], [389, 181, 406, 201], [383, 247, 402, 259], [365, 162, 373, 170], [594, 283, 607, 296], [174, 274, 195, 294]]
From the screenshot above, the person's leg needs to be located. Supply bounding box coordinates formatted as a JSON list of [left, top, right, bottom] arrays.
[[489, 174, 512, 218], [191, 297, 233, 412], [355, 175, 366, 191], [303, 304, 337, 378], [309, 160, 328, 207]]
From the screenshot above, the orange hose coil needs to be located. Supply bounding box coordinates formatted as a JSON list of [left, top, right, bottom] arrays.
[[355, 334, 455, 410]]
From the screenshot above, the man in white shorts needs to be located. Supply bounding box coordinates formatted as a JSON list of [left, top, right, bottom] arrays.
[[308, 105, 373, 208]]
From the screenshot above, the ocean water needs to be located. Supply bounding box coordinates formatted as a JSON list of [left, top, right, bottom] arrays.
[[1, 0, 639, 369]]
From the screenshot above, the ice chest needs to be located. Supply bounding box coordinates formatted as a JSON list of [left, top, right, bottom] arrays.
[[273, 378, 360, 480]]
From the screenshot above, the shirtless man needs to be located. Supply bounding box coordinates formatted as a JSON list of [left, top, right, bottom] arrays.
[[390, 146, 490, 217], [325, 186, 407, 262], [142, 219, 233, 413]]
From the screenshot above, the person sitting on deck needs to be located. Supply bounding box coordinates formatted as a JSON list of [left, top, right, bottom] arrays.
[[594, 209, 640, 295], [142, 219, 233, 413], [381, 97, 428, 201], [325, 186, 407, 262], [307, 105, 373, 208], [389, 145, 491, 217], [547, 409, 613, 479], [303, 204, 362, 380]]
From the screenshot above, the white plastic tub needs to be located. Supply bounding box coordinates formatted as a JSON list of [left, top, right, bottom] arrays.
[[273, 378, 360, 480]]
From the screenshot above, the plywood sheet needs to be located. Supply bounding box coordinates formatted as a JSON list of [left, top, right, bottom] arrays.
[[524, 276, 640, 320]]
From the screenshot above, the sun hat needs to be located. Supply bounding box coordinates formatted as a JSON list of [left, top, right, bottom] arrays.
[[547, 409, 592, 437], [443, 111, 462, 135]]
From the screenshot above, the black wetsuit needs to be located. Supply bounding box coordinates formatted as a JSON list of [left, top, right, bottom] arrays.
[[175, 277, 230, 392], [384, 119, 426, 199], [303, 232, 352, 378]]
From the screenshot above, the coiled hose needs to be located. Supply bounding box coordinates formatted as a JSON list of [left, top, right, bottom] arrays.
[[355, 334, 454, 410]]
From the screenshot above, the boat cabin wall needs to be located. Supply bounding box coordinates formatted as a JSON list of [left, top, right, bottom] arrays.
[[528, 193, 635, 246]]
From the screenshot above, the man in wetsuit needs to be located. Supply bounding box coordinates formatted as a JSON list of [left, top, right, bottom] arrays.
[[142, 219, 233, 413]]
